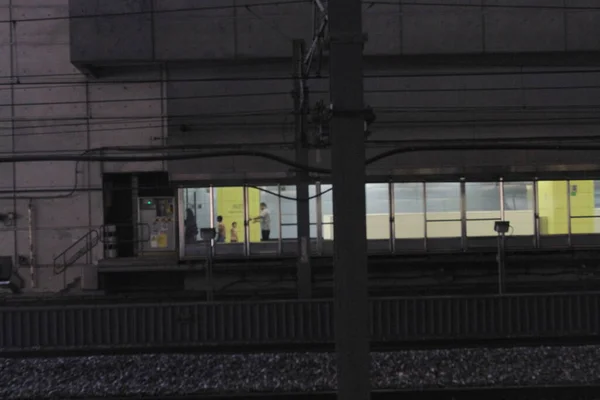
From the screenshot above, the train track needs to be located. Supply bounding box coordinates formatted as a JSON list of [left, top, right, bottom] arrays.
[[17, 386, 600, 400], [4, 335, 600, 358]]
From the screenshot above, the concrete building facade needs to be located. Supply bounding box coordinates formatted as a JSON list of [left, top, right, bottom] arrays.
[[1, 0, 600, 292]]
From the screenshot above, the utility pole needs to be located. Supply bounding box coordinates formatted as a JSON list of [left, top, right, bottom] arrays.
[[293, 39, 312, 299], [328, 0, 370, 399]]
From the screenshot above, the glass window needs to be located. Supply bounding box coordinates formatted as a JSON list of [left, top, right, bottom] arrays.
[[465, 182, 500, 237], [248, 186, 280, 242], [280, 185, 299, 239], [282, 185, 317, 239], [394, 183, 424, 239], [503, 182, 534, 236], [182, 187, 212, 257], [319, 184, 333, 240], [213, 187, 245, 243], [366, 183, 390, 240], [425, 182, 460, 238]]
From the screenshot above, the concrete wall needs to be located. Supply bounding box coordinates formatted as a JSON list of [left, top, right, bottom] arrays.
[[167, 61, 600, 181], [0, 0, 165, 292], [69, 0, 600, 64]]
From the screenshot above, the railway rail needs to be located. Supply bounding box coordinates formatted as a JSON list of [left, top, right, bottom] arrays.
[[16, 386, 600, 400]]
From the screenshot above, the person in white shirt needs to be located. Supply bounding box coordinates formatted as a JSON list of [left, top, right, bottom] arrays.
[[252, 202, 271, 241]]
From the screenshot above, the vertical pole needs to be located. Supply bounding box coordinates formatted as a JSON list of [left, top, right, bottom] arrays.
[[328, 0, 370, 399], [460, 180, 467, 251], [497, 231, 506, 295], [209, 186, 215, 256], [243, 186, 250, 256], [533, 180, 540, 248], [277, 185, 283, 255], [388, 181, 396, 254], [499, 179, 505, 222], [423, 182, 428, 251], [316, 182, 324, 254], [566, 180, 572, 247], [293, 39, 312, 298], [131, 175, 139, 255]]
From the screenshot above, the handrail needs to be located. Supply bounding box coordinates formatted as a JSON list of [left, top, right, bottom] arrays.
[[53, 229, 100, 275], [53, 223, 153, 276]]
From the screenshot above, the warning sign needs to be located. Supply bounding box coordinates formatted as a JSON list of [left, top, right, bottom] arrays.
[[156, 233, 168, 248]]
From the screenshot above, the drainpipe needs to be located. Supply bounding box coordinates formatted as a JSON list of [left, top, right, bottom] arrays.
[[28, 199, 35, 288]]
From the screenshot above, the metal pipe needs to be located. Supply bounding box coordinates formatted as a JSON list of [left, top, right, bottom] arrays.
[[422, 182, 428, 252], [316, 182, 324, 254], [177, 189, 186, 259], [28, 199, 35, 289], [243, 185, 250, 256], [388, 181, 395, 254], [460, 180, 467, 251], [566, 180, 572, 247], [209, 185, 215, 256], [277, 184, 283, 255], [499, 178, 505, 221], [533, 180, 540, 248]]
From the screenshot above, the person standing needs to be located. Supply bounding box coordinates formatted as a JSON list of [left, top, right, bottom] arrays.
[[230, 221, 239, 243], [252, 202, 271, 241], [216, 215, 226, 243]]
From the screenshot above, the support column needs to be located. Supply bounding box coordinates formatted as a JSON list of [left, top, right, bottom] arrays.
[[293, 39, 312, 299], [328, 1, 370, 399]]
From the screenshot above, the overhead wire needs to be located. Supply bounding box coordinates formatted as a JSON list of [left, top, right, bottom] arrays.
[[2, 140, 600, 200], [4, 83, 600, 108], [2, 68, 600, 88], [1, 0, 600, 26]]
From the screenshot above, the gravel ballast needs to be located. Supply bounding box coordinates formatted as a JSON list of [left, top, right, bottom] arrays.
[[1, 346, 599, 398]]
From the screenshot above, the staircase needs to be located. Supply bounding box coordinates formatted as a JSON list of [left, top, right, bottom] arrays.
[[53, 229, 101, 275], [53, 223, 152, 276]]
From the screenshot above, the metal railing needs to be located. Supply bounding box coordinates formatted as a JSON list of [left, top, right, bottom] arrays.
[[52, 223, 151, 276]]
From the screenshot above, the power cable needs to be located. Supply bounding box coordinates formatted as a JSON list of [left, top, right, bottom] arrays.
[[0, 0, 312, 24], [3, 83, 600, 108], [368, 1, 600, 10], [248, 185, 332, 201], [3, 104, 600, 135], [1, 141, 600, 177], [0, 0, 599, 25], [1, 68, 600, 88]]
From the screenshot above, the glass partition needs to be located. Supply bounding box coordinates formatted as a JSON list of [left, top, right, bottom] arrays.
[[248, 186, 280, 255], [213, 187, 246, 256], [280, 185, 299, 239], [425, 182, 461, 238], [394, 183, 424, 239], [503, 181, 534, 236], [177, 177, 600, 258], [320, 184, 334, 240], [365, 183, 390, 240], [181, 187, 211, 257], [465, 182, 501, 237], [308, 184, 318, 238]]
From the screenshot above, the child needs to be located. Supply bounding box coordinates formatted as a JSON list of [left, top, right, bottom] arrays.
[[230, 221, 239, 243]]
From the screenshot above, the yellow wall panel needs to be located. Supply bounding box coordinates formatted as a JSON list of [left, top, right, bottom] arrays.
[[215, 187, 261, 243]]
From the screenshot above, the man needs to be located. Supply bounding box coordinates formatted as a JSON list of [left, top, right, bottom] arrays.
[[252, 202, 271, 241]]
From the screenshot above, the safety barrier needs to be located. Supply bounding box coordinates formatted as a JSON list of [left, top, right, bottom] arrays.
[[1, 293, 599, 354]]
